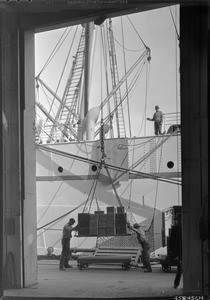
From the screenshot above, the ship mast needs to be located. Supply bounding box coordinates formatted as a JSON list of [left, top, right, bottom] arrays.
[[35, 20, 148, 143], [83, 23, 94, 118]]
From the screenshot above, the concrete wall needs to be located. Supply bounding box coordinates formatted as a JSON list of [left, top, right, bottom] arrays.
[[0, 11, 37, 288], [23, 30, 37, 287], [1, 12, 23, 288]]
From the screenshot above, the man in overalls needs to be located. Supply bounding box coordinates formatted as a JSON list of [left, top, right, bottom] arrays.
[[59, 218, 78, 270], [147, 105, 163, 135], [128, 222, 152, 272]]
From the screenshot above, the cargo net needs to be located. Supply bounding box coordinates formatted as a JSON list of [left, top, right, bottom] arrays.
[[96, 233, 140, 248], [96, 218, 155, 254]]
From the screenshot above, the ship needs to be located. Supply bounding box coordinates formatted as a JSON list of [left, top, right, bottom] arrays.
[[35, 11, 181, 257]]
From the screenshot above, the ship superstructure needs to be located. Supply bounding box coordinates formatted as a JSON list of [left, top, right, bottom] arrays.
[[35, 16, 181, 255]]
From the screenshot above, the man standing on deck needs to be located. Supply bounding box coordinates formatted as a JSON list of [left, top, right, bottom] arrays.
[[147, 105, 163, 135], [127, 222, 152, 272], [59, 218, 78, 271]]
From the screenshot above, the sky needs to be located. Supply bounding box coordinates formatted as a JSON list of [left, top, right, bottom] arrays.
[[35, 5, 180, 138]]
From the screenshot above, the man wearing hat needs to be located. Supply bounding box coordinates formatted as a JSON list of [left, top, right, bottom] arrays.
[[59, 218, 78, 271], [147, 105, 163, 135], [128, 222, 152, 272], [167, 212, 182, 288]]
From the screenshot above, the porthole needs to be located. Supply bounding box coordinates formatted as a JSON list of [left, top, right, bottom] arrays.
[[167, 161, 174, 169], [58, 166, 63, 173], [91, 165, 97, 172]]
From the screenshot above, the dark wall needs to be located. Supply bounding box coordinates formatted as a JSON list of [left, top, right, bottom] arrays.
[[0, 9, 23, 289], [180, 5, 209, 295]]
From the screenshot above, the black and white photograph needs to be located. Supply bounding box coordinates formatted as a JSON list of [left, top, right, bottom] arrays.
[[0, 1, 209, 300]]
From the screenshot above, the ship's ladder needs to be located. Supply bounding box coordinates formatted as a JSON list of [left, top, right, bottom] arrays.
[[52, 26, 86, 140], [107, 19, 126, 138]]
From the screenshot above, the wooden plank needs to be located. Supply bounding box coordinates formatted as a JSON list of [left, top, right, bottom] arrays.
[[94, 246, 141, 264], [98, 246, 139, 250], [78, 255, 131, 264], [96, 249, 139, 253]]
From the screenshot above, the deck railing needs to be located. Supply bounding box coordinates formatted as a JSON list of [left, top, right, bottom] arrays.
[[163, 112, 181, 133]]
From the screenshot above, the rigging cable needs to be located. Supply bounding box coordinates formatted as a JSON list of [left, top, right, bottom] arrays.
[[37, 147, 83, 224], [113, 36, 145, 53], [126, 15, 148, 50], [100, 25, 104, 122], [37, 27, 72, 77], [143, 49, 151, 136], [37, 144, 181, 185], [169, 5, 181, 205], [87, 24, 97, 118], [111, 131, 181, 185], [80, 26, 107, 214], [150, 136, 164, 255], [99, 49, 149, 111], [37, 81, 57, 121], [174, 5, 181, 205], [103, 21, 113, 138], [94, 51, 149, 138], [37, 199, 88, 232], [119, 137, 158, 199], [82, 168, 101, 213], [169, 6, 180, 41], [126, 136, 137, 224], [101, 24, 110, 123], [121, 16, 132, 137]]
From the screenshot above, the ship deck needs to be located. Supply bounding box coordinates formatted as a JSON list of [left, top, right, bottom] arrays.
[[4, 259, 183, 300]]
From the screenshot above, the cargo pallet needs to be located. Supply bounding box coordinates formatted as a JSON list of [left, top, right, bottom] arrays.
[[77, 246, 141, 271]]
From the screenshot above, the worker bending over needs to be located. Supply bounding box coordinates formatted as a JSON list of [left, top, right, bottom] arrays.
[[128, 222, 152, 272]]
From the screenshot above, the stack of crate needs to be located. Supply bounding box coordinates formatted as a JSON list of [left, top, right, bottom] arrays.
[[98, 213, 107, 236], [106, 206, 116, 235], [89, 213, 98, 236], [77, 207, 127, 236], [115, 206, 127, 235], [78, 213, 90, 236]]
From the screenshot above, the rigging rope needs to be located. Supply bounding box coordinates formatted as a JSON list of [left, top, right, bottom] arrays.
[[169, 6, 180, 41], [113, 132, 179, 185], [121, 16, 132, 137], [152, 137, 164, 218], [126, 15, 148, 49], [37, 147, 83, 224], [82, 166, 101, 213], [143, 51, 151, 136], [37, 144, 181, 185], [37, 27, 72, 77], [37, 199, 87, 232], [146, 136, 164, 254], [126, 137, 137, 225], [100, 26, 104, 121], [94, 52, 149, 138], [113, 37, 145, 53]]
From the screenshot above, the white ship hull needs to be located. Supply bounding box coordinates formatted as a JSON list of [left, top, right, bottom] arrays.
[[36, 134, 181, 255]]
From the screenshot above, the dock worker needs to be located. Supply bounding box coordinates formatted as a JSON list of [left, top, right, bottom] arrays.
[[127, 222, 152, 272], [147, 105, 163, 135], [59, 218, 78, 271], [166, 212, 182, 288]]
